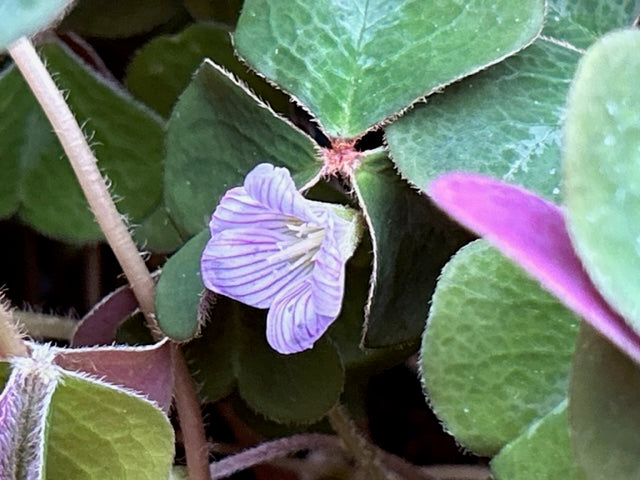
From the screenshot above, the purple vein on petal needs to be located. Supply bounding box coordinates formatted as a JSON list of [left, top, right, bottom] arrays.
[[429, 172, 640, 363], [311, 231, 346, 318], [202, 229, 312, 309], [211, 189, 293, 233], [215, 262, 310, 295], [267, 279, 334, 354], [202, 162, 363, 354], [243, 163, 317, 222]]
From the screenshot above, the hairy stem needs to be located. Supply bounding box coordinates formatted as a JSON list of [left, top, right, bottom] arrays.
[[0, 301, 28, 359], [8, 37, 211, 480], [172, 345, 211, 479], [327, 404, 390, 480], [12, 311, 77, 341], [7, 36, 155, 321]]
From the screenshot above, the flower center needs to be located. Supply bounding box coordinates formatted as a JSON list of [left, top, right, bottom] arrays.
[[268, 220, 325, 270]]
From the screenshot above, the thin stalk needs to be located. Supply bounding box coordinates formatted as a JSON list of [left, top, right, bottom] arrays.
[[327, 404, 390, 480], [209, 434, 338, 479], [7, 36, 155, 321], [12, 311, 77, 341], [8, 36, 211, 480], [172, 345, 211, 479], [0, 301, 28, 359]]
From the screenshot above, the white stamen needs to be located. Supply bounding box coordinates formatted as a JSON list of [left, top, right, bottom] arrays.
[[267, 221, 325, 269]]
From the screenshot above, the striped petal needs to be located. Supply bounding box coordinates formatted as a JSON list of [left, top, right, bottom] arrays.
[[311, 217, 347, 318], [309, 207, 361, 318], [243, 163, 318, 222], [266, 279, 335, 354], [201, 163, 363, 353], [201, 228, 313, 308], [210, 187, 294, 235]]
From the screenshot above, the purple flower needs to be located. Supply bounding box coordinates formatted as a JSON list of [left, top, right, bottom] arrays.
[[201, 163, 362, 354]]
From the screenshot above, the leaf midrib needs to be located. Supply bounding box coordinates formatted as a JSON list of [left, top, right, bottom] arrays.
[[342, 0, 371, 138]]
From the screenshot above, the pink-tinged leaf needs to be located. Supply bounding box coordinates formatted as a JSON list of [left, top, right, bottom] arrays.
[[53, 339, 173, 412], [72, 284, 138, 346], [429, 172, 640, 363]]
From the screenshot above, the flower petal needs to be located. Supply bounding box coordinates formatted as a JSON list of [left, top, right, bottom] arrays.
[[210, 187, 294, 235], [201, 163, 363, 353], [244, 163, 317, 222], [201, 228, 313, 308], [307, 207, 361, 318], [266, 279, 336, 354], [311, 221, 347, 318], [310, 203, 362, 260]]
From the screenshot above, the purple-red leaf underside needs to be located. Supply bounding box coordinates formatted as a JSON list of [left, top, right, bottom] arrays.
[[54, 339, 173, 411], [429, 173, 640, 363], [72, 284, 138, 346]]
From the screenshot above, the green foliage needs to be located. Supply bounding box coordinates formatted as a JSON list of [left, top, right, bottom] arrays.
[[0, 41, 164, 242], [183, 244, 415, 415], [386, 0, 637, 200], [569, 325, 640, 480], [421, 241, 580, 456], [6, 0, 640, 475], [235, 0, 544, 138], [228, 391, 333, 439], [60, 0, 184, 38], [170, 466, 189, 480], [386, 40, 579, 200], [183, 297, 238, 403], [491, 402, 585, 480], [132, 204, 184, 253], [543, 0, 639, 49], [0, 356, 173, 479], [125, 22, 289, 118], [164, 59, 320, 236], [326, 239, 416, 369], [0, 63, 29, 217], [115, 313, 156, 345], [353, 150, 469, 347], [155, 229, 209, 340], [564, 29, 640, 334], [46, 372, 174, 479], [0, 362, 8, 384], [183, 0, 242, 25], [235, 313, 345, 424], [185, 298, 346, 423]]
